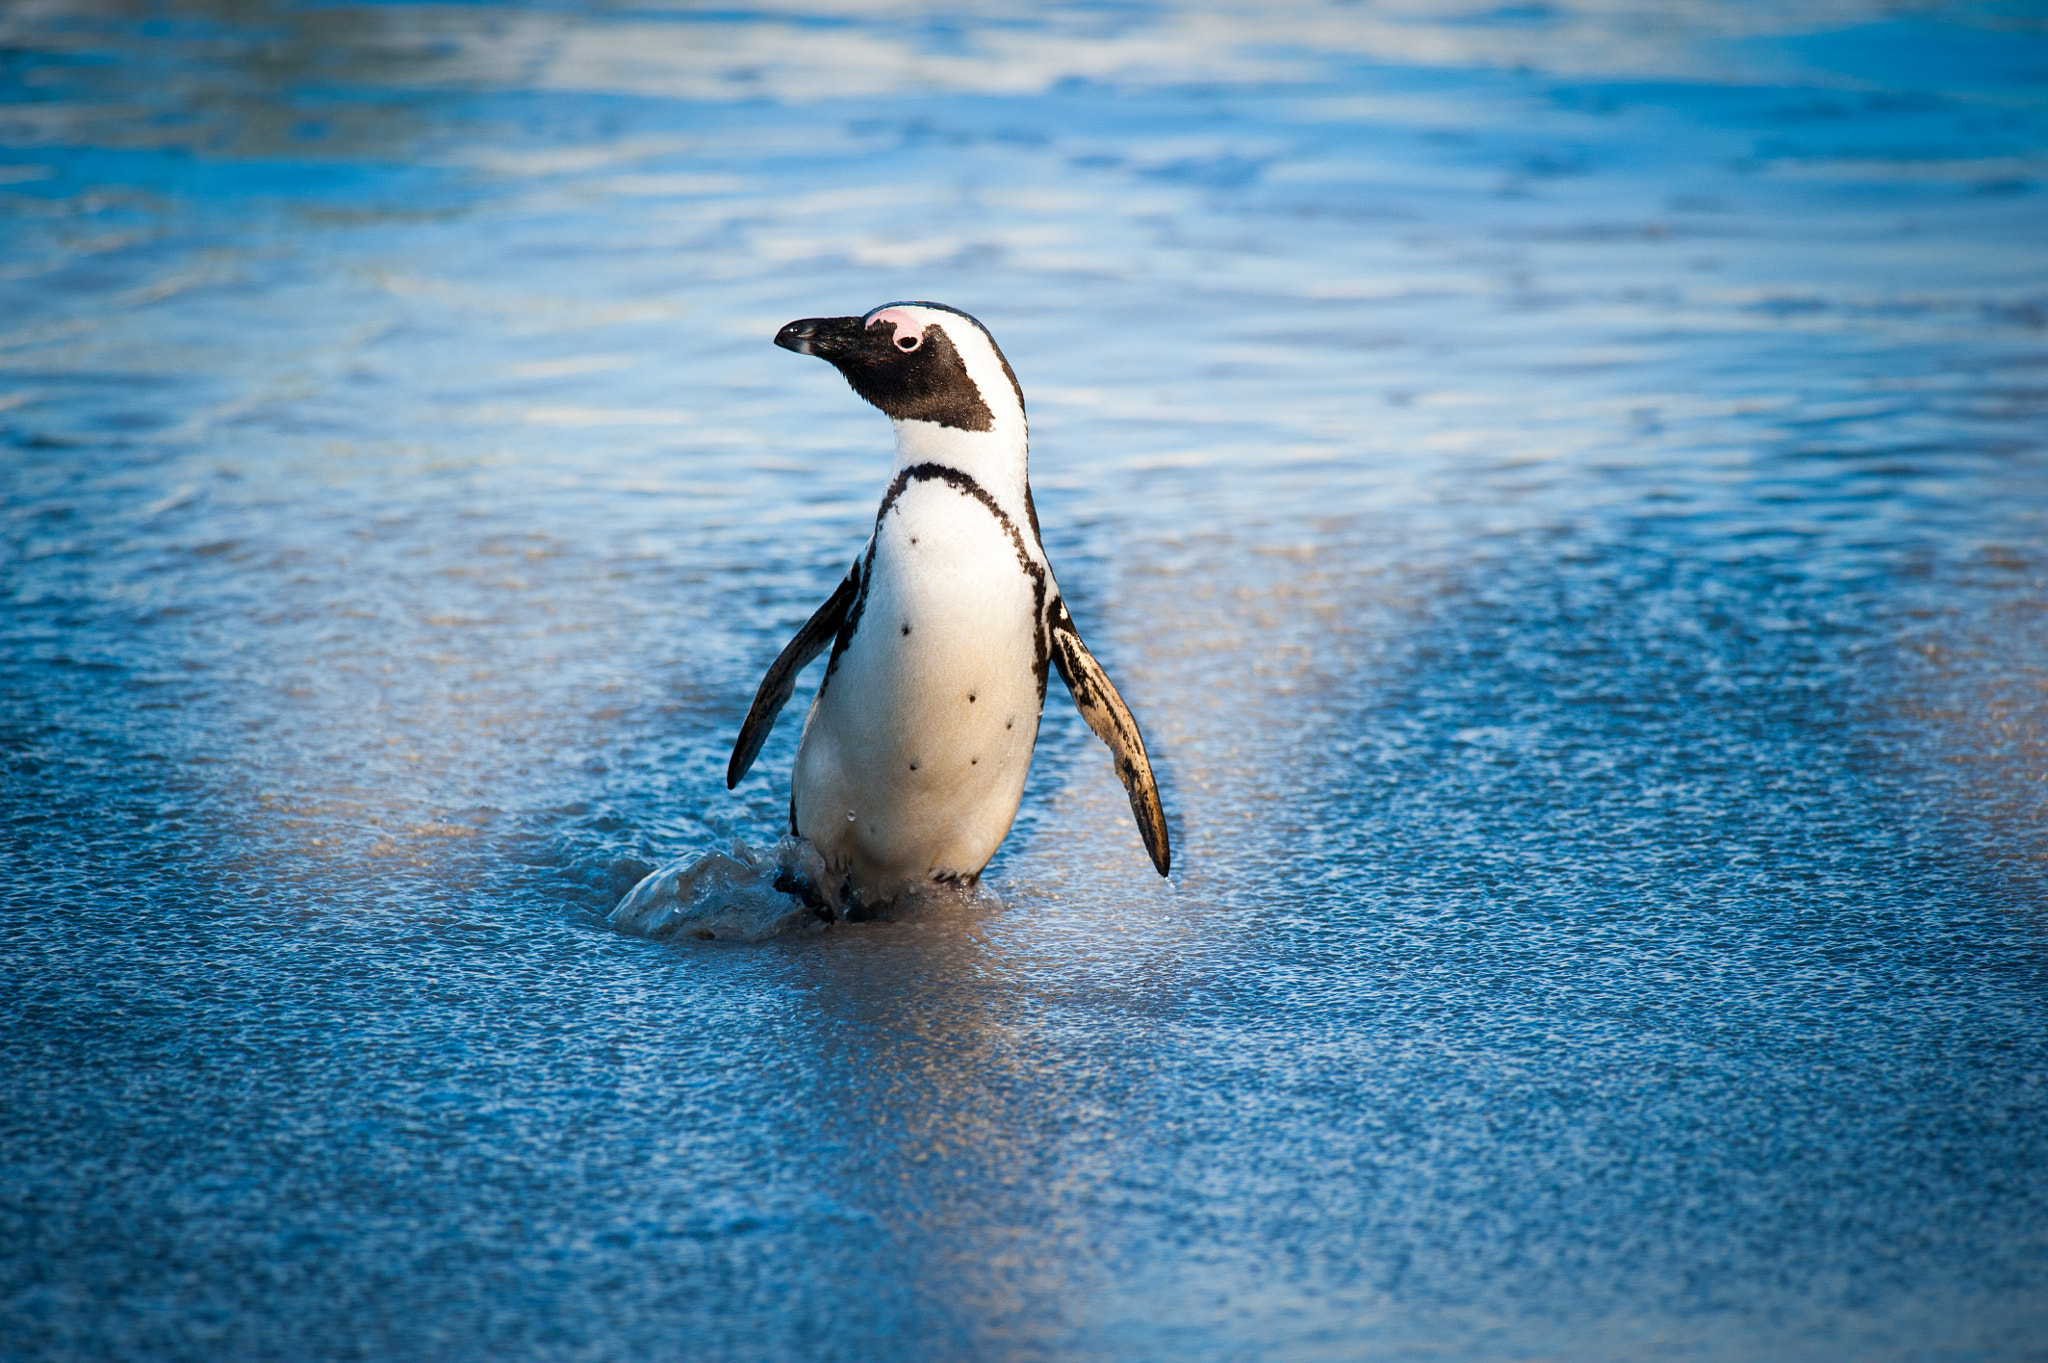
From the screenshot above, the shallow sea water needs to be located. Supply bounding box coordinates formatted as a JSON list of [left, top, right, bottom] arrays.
[[3, 2, 2047, 1359]]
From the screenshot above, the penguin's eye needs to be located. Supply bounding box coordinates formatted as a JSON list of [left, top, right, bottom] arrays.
[[896, 333, 921, 351]]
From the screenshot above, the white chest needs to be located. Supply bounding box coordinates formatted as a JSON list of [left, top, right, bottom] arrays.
[[791, 475, 1047, 897]]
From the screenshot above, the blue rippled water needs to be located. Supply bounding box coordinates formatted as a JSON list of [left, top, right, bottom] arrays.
[[4, 3, 2047, 1359]]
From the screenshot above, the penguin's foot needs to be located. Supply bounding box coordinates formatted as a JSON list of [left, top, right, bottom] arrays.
[[610, 836, 994, 940], [835, 870, 984, 922], [770, 864, 828, 913], [839, 887, 888, 923]]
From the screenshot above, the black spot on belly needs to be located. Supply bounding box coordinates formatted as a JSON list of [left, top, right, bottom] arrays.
[[910, 537, 918, 544], [1005, 718, 1014, 729], [909, 760, 919, 771], [970, 757, 978, 765], [901, 622, 911, 635], [968, 692, 976, 703]]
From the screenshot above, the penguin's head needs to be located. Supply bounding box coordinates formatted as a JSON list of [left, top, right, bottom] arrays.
[[774, 302, 1024, 434]]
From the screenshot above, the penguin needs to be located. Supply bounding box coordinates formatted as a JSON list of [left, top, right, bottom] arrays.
[[725, 301, 1169, 912]]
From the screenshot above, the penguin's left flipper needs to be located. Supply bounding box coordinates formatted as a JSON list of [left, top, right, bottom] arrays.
[[1049, 603, 1171, 877], [726, 564, 860, 789]]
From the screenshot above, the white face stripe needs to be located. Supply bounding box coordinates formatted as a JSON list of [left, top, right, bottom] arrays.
[[860, 303, 1022, 429], [855, 301, 1032, 521]]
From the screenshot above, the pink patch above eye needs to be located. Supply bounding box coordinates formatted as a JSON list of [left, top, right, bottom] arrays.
[[866, 307, 926, 350]]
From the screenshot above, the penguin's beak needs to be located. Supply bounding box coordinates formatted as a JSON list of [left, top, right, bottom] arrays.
[[775, 316, 871, 360]]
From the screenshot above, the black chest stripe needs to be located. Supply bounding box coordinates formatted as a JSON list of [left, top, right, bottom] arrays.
[[848, 462, 1051, 690]]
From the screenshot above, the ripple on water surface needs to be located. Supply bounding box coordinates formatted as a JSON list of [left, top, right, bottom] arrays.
[[2, 2, 2047, 1360]]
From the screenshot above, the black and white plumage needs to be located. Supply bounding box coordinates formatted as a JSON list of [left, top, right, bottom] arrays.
[[726, 301, 1169, 909]]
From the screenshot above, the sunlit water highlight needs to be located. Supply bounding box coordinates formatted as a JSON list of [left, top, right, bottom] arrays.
[[3, 2, 2046, 1359]]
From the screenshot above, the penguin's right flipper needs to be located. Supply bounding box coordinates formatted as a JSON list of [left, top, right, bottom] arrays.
[[726, 564, 860, 789], [1049, 603, 1171, 877]]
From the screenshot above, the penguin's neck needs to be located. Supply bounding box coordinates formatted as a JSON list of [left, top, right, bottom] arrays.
[[889, 417, 1030, 504]]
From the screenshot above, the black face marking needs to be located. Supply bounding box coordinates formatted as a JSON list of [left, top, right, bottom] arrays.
[[774, 313, 993, 431], [879, 301, 1023, 412]]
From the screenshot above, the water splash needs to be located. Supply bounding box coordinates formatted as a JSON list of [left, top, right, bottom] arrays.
[[610, 835, 999, 941], [610, 837, 830, 943]]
